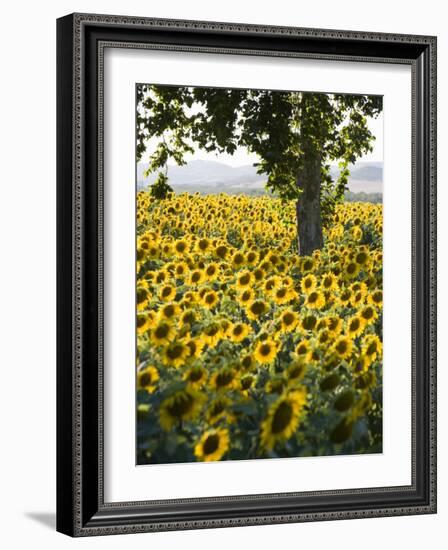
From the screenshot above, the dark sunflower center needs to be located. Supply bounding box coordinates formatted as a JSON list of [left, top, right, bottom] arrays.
[[191, 272, 201, 283], [241, 291, 251, 302], [137, 316, 146, 328], [276, 288, 287, 299], [350, 319, 360, 331], [203, 434, 220, 455], [297, 344, 307, 355], [233, 325, 243, 336], [241, 376, 253, 390], [198, 239, 208, 250], [162, 287, 172, 298], [336, 341, 348, 354], [362, 308, 374, 320], [271, 401, 293, 434], [205, 325, 219, 337], [176, 242, 186, 253], [241, 356, 253, 369], [154, 324, 169, 339], [166, 345, 184, 360], [250, 301, 265, 315], [283, 313, 295, 325], [205, 294, 215, 305], [216, 371, 233, 387], [367, 342, 377, 355], [259, 344, 271, 356], [302, 316, 317, 330], [136, 289, 148, 303], [140, 373, 152, 386], [167, 393, 193, 417], [308, 292, 318, 303], [234, 254, 244, 264], [163, 305, 176, 318], [347, 263, 356, 274], [188, 369, 203, 382], [356, 252, 367, 264], [206, 266, 216, 276]]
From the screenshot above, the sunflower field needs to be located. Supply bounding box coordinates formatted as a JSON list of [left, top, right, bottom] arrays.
[[136, 191, 383, 464]]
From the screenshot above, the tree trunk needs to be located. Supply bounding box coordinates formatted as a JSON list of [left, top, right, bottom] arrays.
[[296, 154, 323, 256]]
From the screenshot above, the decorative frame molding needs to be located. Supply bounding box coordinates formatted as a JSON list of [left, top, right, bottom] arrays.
[[57, 13, 437, 537]]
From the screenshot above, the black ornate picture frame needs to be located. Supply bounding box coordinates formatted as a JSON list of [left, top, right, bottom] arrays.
[[56, 13, 437, 537]]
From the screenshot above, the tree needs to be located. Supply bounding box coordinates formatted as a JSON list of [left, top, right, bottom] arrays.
[[137, 86, 382, 256]]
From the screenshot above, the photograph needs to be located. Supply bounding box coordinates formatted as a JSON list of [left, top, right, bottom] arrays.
[[135, 84, 384, 465]]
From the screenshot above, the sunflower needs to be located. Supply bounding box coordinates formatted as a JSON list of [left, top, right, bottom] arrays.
[[188, 269, 205, 286], [183, 365, 208, 388], [300, 273, 317, 294], [240, 353, 256, 371], [260, 388, 307, 450], [254, 339, 278, 364], [286, 360, 306, 383], [202, 290, 220, 310], [343, 261, 360, 279], [360, 305, 379, 325], [158, 302, 181, 322], [326, 316, 343, 336], [150, 321, 175, 346], [346, 315, 366, 338], [338, 288, 352, 306], [301, 257, 315, 273], [173, 238, 189, 256], [321, 272, 339, 292], [301, 314, 318, 332], [229, 322, 251, 343], [237, 288, 255, 306], [204, 262, 220, 281], [211, 367, 237, 391], [246, 299, 269, 321], [179, 308, 197, 328], [136, 285, 150, 310], [158, 284, 176, 302], [194, 429, 230, 462], [362, 334, 382, 363], [196, 237, 211, 254], [246, 250, 259, 265], [236, 270, 253, 290], [137, 365, 159, 393], [279, 310, 299, 332], [240, 374, 256, 395], [185, 336, 205, 359], [206, 396, 232, 424], [202, 322, 223, 347], [263, 276, 282, 295], [295, 339, 310, 358], [368, 289, 383, 307], [231, 251, 246, 269], [332, 335, 353, 360], [173, 261, 189, 279], [273, 286, 296, 306], [162, 341, 189, 368], [304, 290, 325, 310], [136, 312, 154, 334], [159, 388, 203, 431], [215, 244, 229, 260]]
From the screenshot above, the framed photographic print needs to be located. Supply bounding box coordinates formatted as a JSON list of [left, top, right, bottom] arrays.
[[56, 13, 437, 536]]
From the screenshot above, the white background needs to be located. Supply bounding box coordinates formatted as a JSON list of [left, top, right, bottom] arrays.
[[0, 1, 445, 549], [104, 49, 412, 501]]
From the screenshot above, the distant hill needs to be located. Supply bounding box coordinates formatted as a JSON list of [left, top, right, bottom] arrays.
[[137, 159, 383, 195]]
